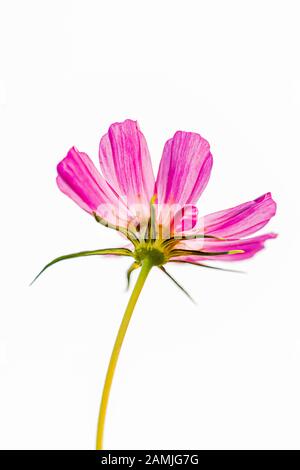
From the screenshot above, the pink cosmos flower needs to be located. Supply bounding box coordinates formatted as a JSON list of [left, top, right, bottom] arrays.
[[34, 119, 277, 449], [53, 119, 276, 275]]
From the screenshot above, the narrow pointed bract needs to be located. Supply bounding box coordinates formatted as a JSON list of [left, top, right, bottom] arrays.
[[159, 266, 196, 304], [171, 259, 246, 274], [31, 248, 133, 285], [126, 262, 140, 289]]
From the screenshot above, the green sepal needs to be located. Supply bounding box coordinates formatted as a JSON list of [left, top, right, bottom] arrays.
[[170, 248, 244, 258], [31, 247, 133, 285], [126, 261, 141, 290], [159, 266, 195, 304], [170, 259, 245, 274], [161, 234, 224, 251], [93, 212, 139, 246]]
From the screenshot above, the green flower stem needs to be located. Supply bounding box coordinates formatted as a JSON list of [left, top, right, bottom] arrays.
[[96, 258, 153, 450]]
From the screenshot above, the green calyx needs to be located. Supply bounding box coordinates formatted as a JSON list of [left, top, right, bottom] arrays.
[[133, 245, 167, 267], [32, 207, 244, 304]]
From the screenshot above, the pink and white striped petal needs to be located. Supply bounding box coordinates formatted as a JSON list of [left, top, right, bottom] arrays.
[[99, 119, 155, 214], [197, 193, 276, 238], [155, 131, 213, 206], [57, 147, 130, 226]]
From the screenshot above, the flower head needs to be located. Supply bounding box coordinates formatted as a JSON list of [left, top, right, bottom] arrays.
[[34, 119, 276, 294]]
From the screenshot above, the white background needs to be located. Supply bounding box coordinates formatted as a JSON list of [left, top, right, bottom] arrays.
[[0, 0, 299, 450]]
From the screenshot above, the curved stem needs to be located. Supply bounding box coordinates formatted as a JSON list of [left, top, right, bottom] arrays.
[[96, 258, 153, 450]]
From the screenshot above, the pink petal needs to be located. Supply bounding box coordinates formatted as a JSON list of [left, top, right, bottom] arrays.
[[57, 147, 129, 225], [155, 131, 213, 206], [175, 233, 277, 262], [154, 204, 198, 240], [174, 205, 198, 234], [198, 193, 277, 238], [99, 119, 155, 212]]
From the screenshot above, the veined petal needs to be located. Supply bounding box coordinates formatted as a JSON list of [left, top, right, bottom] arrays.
[[99, 119, 155, 212], [57, 147, 130, 226], [174, 233, 277, 261], [173, 204, 198, 234], [155, 131, 213, 206], [155, 203, 198, 239], [198, 193, 277, 238]]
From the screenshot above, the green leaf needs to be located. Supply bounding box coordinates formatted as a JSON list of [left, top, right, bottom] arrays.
[[30, 248, 133, 285]]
